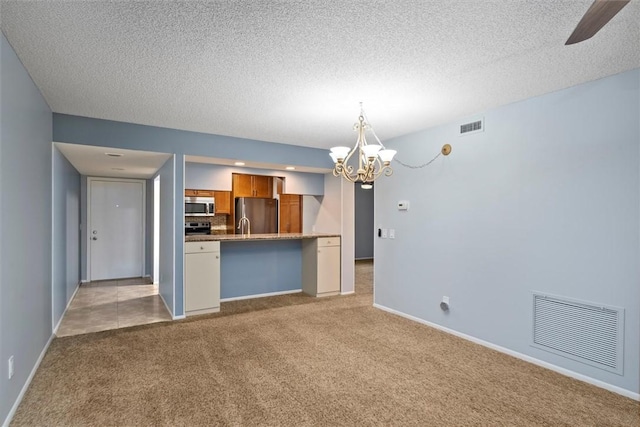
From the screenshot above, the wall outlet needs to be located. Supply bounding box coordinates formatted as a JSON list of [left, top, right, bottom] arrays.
[[442, 296, 449, 305], [8, 356, 14, 379]]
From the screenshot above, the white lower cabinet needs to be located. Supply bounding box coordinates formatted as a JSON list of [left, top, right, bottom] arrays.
[[302, 237, 341, 297], [185, 241, 220, 315]]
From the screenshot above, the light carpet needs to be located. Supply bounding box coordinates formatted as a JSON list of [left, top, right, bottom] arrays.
[[11, 261, 639, 426]]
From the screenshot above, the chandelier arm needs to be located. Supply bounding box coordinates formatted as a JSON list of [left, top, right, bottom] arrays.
[[361, 110, 387, 150]]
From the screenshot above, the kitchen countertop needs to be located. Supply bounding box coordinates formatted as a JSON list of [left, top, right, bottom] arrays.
[[185, 233, 341, 242]]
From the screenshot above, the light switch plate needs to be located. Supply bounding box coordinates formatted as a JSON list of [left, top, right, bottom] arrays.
[[381, 228, 388, 238], [389, 229, 395, 239]]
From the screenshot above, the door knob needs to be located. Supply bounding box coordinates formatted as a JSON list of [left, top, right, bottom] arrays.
[[92, 237, 98, 240]]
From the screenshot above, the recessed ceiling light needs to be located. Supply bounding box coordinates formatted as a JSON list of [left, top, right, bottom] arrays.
[[111, 167, 125, 171], [105, 152, 123, 157], [285, 166, 296, 170], [234, 162, 245, 166]]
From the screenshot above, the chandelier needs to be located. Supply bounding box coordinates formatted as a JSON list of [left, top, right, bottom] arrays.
[[329, 103, 396, 189]]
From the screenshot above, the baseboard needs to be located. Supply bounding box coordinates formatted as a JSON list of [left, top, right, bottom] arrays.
[[2, 334, 54, 427], [80, 279, 90, 284], [341, 291, 355, 296], [220, 289, 301, 302], [372, 303, 640, 401], [173, 314, 186, 320], [53, 282, 81, 334]]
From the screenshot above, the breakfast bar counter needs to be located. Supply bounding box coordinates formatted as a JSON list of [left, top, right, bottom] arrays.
[[185, 233, 340, 242], [184, 233, 342, 316]]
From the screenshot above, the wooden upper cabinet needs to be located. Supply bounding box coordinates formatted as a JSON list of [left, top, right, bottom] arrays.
[[185, 189, 215, 197], [232, 174, 253, 197], [253, 175, 272, 198], [213, 191, 231, 214], [232, 174, 273, 198], [279, 194, 302, 234]]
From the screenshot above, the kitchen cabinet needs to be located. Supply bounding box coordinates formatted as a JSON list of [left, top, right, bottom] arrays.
[[185, 189, 215, 198], [302, 237, 341, 297], [279, 194, 302, 233], [185, 241, 220, 315], [233, 174, 273, 198], [214, 191, 231, 214]]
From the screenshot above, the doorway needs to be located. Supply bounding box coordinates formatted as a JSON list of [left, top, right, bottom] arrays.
[[355, 184, 374, 260], [88, 177, 146, 281]]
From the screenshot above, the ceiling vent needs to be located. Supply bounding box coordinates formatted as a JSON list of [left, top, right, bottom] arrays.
[[459, 118, 484, 135]]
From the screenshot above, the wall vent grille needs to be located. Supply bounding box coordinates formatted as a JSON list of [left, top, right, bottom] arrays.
[[459, 119, 483, 135], [532, 293, 624, 375]]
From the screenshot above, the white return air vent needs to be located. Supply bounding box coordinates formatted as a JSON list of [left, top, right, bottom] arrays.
[[459, 118, 484, 135], [532, 293, 624, 375]]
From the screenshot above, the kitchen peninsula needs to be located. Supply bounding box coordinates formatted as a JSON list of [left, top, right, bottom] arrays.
[[184, 233, 341, 317]]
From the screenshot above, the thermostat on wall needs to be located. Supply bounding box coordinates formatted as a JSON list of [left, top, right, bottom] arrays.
[[397, 200, 410, 211]]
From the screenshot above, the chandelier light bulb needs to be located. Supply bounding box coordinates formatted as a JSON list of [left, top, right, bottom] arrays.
[[378, 149, 397, 163], [361, 144, 381, 159]]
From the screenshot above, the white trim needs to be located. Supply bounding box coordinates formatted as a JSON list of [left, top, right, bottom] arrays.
[[372, 303, 640, 401], [53, 283, 80, 334], [2, 334, 54, 427], [51, 144, 56, 332], [173, 314, 186, 320], [341, 290, 355, 296], [87, 177, 146, 281], [174, 155, 179, 316], [80, 279, 91, 284], [220, 289, 301, 302]]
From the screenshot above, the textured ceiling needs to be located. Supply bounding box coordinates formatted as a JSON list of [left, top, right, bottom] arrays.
[[1, 1, 639, 149]]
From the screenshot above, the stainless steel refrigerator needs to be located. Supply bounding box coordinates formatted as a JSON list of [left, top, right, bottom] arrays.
[[235, 197, 278, 234]]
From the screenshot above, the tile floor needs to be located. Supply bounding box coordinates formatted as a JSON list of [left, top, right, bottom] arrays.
[[56, 277, 172, 337]]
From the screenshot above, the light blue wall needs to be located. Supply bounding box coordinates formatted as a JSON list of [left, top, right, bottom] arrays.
[[52, 147, 80, 328], [156, 157, 175, 315], [374, 69, 640, 394], [220, 240, 302, 299], [0, 34, 53, 423], [53, 114, 333, 170]]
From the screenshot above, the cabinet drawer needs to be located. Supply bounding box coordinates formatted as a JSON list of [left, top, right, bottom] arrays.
[[317, 237, 340, 247], [185, 241, 220, 254]]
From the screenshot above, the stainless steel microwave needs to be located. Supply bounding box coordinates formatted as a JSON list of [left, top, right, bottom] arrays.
[[185, 196, 215, 216]]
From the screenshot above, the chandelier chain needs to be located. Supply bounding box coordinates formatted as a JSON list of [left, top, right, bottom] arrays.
[[394, 151, 443, 169]]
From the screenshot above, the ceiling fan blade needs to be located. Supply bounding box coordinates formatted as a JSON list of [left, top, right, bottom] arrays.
[[565, 0, 630, 45]]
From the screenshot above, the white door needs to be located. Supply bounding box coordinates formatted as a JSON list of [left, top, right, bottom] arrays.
[[90, 178, 145, 281]]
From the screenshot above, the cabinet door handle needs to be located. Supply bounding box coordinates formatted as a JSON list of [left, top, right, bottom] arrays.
[[215, 255, 219, 259], [200, 246, 204, 250]]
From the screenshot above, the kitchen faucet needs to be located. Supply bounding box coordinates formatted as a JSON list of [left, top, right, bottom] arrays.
[[237, 215, 251, 237]]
